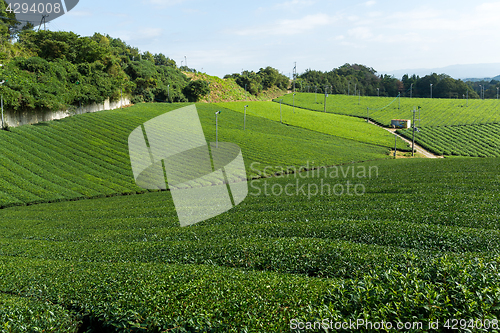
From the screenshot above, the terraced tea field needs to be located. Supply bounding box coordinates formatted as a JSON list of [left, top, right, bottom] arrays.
[[1, 101, 499, 331], [0, 102, 393, 209], [1, 157, 499, 331], [281, 93, 500, 158], [398, 123, 500, 157], [279, 93, 500, 127], [216, 101, 408, 150]]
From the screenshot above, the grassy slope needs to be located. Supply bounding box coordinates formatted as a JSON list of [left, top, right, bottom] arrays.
[[283, 92, 500, 158], [0, 157, 499, 330], [280, 92, 500, 127], [185, 72, 286, 103], [217, 101, 409, 150], [0, 102, 390, 209]]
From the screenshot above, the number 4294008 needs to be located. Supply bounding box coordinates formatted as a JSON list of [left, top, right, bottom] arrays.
[[6, 3, 62, 14]]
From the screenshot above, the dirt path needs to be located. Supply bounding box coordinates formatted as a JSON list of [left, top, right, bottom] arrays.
[[368, 121, 443, 159]]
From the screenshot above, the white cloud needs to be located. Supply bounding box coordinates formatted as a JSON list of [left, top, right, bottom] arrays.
[[365, 1, 376, 6], [234, 14, 335, 36], [348, 27, 373, 40]]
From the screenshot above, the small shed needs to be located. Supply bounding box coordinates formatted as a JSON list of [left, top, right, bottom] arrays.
[[391, 119, 411, 129]]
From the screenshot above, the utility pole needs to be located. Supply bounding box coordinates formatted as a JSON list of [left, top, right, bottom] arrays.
[[38, 15, 49, 31], [0, 65, 4, 129], [293, 62, 297, 95], [410, 83, 413, 99], [244, 105, 248, 130], [279, 99, 283, 124], [1, 91, 3, 129], [394, 133, 397, 158], [366, 107, 369, 123], [324, 88, 327, 113], [215, 111, 221, 148], [412, 107, 416, 157]]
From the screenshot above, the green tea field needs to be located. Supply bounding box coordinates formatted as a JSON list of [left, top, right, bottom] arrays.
[[279, 93, 500, 127], [0, 101, 499, 332], [1, 156, 499, 331], [216, 101, 408, 150], [283, 92, 500, 158], [0, 102, 395, 209], [398, 123, 500, 157]]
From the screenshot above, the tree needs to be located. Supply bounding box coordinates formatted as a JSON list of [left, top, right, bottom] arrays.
[[154, 53, 176, 67], [0, 0, 20, 41], [183, 80, 209, 102]]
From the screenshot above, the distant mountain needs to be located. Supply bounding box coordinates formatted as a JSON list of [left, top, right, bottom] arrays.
[[383, 63, 500, 81], [462, 75, 500, 83]]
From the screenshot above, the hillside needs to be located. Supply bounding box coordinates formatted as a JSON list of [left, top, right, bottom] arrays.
[[184, 72, 286, 103], [0, 102, 391, 209], [280, 92, 500, 127]]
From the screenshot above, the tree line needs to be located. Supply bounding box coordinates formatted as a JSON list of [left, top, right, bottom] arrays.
[[224, 67, 289, 95], [0, 33, 289, 113], [294, 63, 487, 99], [0, 29, 216, 112]]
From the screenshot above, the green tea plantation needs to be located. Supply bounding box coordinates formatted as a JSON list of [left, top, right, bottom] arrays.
[[0, 102, 499, 331]]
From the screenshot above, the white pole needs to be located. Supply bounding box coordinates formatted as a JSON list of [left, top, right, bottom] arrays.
[[279, 99, 283, 124], [215, 112, 219, 148], [394, 133, 397, 158], [1, 94, 3, 129], [244, 105, 248, 130]]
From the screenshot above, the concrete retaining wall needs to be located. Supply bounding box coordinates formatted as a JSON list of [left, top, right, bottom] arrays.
[[2, 97, 132, 128]]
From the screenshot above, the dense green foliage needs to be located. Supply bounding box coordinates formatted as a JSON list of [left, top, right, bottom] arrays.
[[0, 102, 390, 208], [0, 30, 213, 112], [398, 123, 500, 157], [402, 73, 478, 99], [182, 79, 210, 102], [224, 66, 289, 96], [0, 294, 80, 332], [0, 157, 499, 330], [467, 78, 500, 99], [296, 63, 481, 99], [277, 92, 500, 127]]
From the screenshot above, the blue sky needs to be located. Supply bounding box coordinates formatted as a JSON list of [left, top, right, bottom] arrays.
[[49, 0, 500, 78]]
